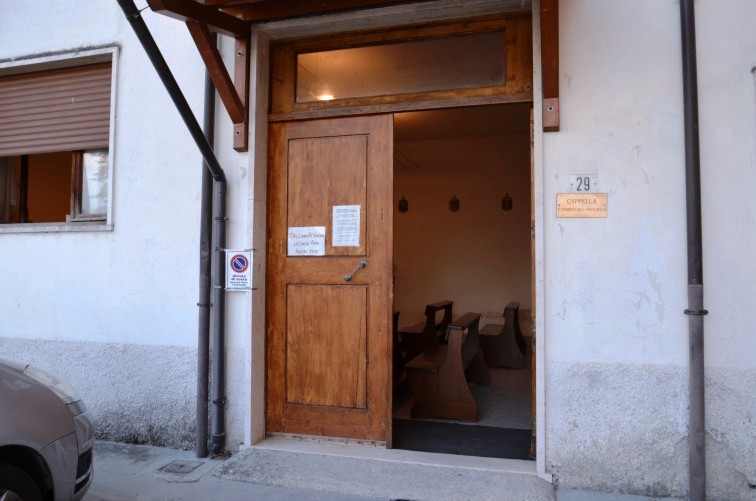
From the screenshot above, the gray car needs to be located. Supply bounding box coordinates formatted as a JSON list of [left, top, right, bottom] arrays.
[[0, 357, 94, 501]]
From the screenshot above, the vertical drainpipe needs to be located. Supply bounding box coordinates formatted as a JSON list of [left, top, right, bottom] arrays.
[[209, 174, 227, 454], [196, 50, 217, 458], [679, 1, 707, 500], [116, 0, 229, 454]]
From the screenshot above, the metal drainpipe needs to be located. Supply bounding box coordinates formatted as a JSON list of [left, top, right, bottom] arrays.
[[116, 0, 229, 454], [679, 1, 707, 500], [196, 51, 216, 458], [209, 179, 227, 453]]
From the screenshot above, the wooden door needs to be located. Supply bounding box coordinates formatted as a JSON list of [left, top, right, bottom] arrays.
[[267, 115, 393, 444], [529, 106, 537, 458]]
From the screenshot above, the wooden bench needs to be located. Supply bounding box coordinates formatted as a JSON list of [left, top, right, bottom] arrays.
[[392, 311, 404, 388], [478, 302, 527, 368], [404, 312, 490, 422], [398, 300, 453, 362]]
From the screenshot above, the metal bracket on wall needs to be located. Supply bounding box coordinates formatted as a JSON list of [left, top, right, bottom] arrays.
[[543, 97, 559, 131]]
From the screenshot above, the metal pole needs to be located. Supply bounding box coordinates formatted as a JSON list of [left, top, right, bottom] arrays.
[[679, 1, 707, 499], [209, 181, 227, 454], [196, 49, 217, 458]]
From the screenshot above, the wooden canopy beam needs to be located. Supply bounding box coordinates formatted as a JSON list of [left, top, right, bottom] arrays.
[[215, 0, 422, 22], [148, 0, 249, 38], [186, 20, 245, 125], [149, 0, 250, 151], [541, 0, 559, 132]]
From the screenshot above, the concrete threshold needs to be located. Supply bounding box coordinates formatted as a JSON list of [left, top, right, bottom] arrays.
[[216, 436, 555, 501]]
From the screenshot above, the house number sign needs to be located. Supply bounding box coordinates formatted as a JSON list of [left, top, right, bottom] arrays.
[[568, 174, 599, 193]]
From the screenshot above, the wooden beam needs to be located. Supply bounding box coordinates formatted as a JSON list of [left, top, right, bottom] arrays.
[[186, 20, 246, 124], [205, 0, 257, 5], [540, 0, 559, 132], [148, 0, 249, 38], [219, 0, 421, 22], [233, 35, 250, 151]]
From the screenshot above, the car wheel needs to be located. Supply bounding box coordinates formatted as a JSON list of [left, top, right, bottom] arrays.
[[0, 464, 42, 501]]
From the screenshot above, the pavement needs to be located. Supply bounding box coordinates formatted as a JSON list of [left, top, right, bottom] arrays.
[[87, 441, 378, 501], [86, 441, 683, 501]]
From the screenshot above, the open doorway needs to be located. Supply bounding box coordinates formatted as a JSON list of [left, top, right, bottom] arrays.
[[391, 103, 534, 460]]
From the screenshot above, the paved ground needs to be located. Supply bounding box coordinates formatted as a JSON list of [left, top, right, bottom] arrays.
[[87, 441, 682, 501], [87, 441, 380, 501]]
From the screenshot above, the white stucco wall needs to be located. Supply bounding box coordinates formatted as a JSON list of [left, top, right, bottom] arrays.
[[543, 1, 756, 499], [0, 0, 252, 451]]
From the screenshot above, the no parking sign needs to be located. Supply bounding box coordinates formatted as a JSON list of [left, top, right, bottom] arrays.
[[226, 250, 252, 290]]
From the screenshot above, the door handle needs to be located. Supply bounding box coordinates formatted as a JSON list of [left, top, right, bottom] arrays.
[[344, 260, 367, 282]]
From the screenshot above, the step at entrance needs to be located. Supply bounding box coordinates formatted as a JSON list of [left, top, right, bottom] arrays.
[[216, 438, 554, 501]]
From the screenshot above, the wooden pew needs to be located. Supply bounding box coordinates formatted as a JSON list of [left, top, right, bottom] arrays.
[[392, 311, 404, 388], [404, 312, 490, 422], [398, 300, 453, 362], [478, 302, 527, 368]]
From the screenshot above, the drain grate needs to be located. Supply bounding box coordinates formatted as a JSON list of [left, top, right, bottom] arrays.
[[159, 459, 204, 474]]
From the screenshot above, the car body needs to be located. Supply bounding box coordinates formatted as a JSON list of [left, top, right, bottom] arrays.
[[0, 357, 94, 501]]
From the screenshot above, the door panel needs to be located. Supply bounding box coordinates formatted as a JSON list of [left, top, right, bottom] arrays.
[[287, 135, 367, 256], [267, 114, 393, 443], [286, 284, 367, 408]]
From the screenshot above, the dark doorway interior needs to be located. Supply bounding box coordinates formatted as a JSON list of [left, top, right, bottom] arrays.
[[391, 103, 533, 460]]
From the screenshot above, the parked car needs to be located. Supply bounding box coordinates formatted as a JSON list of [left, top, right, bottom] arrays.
[[0, 357, 94, 501]]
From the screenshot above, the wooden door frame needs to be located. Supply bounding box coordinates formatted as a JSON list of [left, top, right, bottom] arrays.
[[247, 2, 546, 476]]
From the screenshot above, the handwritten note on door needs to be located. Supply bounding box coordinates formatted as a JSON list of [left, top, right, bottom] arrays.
[[287, 226, 326, 256]]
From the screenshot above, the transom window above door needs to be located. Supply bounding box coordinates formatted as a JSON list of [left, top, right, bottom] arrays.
[[270, 13, 533, 119], [296, 31, 506, 103]]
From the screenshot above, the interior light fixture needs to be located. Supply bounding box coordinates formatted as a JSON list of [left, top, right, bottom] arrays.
[[449, 195, 460, 212], [398, 196, 409, 213], [317, 93, 335, 101]]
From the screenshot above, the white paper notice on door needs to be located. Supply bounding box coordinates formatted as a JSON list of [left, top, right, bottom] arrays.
[[332, 205, 360, 247], [287, 226, 326, 256]]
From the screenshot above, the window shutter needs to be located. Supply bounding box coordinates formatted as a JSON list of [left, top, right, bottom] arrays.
[[0, 62, 111, 156]]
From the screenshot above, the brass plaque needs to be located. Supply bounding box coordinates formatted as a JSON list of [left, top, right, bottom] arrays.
[[556, 193, 608, 218]]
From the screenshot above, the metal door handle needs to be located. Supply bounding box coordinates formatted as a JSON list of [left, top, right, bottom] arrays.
[[344, 260, 367, 282]]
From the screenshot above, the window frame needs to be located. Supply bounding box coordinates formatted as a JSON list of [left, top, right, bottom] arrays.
[[0, 46, 118, 233], [269, 13, 533, 121], [69, 150, 108, 222]]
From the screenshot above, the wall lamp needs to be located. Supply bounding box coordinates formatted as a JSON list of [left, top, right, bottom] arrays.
[[449, 195, 460, 212], [398, 196, 409, 213]]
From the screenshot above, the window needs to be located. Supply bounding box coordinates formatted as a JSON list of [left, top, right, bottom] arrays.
[[296, 31, 507, 103], [270, 13, 533, 117], [0, 54, 114, 227]]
